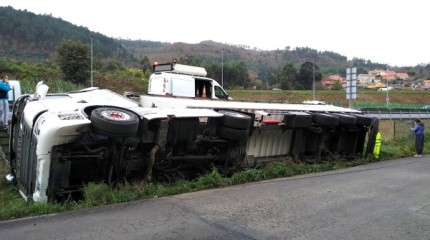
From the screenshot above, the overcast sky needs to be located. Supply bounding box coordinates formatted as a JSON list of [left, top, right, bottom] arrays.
[[1, 0, 428, 67]]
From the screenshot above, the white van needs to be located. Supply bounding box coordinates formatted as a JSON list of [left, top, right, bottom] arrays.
[[148, 62, 230, 100]]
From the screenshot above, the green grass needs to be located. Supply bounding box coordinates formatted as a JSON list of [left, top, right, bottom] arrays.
[[0, 133, 429, 221], [19, 79, 85, 94]]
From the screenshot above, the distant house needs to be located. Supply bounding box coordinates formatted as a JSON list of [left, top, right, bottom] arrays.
[[423, 80, 430, 90], [368, 70, 383, 76], [409, 79, 426, 90], [380, 71, 397, 81], [357, 74, 376, 85], [322, 75, 345, 90], [365, 70, 409, 88], [368, 69, 387, 77], [396, 72, 409, 80]]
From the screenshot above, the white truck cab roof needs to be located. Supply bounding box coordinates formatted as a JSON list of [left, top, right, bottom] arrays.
[[153, 62, 207, 77]]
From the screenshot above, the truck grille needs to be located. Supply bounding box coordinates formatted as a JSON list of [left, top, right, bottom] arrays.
[[16, 121, 37, 199]]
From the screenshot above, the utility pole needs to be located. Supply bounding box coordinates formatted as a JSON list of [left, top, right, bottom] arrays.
[[90, 35, 93, 87], [221, 48, 224, 88], [386, 65, 390, 108], [312, 58, 315, 101]]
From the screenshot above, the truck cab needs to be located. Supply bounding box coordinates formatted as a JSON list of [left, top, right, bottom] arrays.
[[148, 62, 229, 100]]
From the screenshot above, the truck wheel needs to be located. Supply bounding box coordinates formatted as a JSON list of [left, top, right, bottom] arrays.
[[218, 110, 252, 130], [334, 114, 357, 126], [312, 113, 339, 127], [91, 107, 139, 137], [217, 125, 249, 142], [354, 114, 373, 126]]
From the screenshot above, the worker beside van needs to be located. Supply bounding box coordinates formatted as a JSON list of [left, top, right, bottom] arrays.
[[0, 74, 13, 130]]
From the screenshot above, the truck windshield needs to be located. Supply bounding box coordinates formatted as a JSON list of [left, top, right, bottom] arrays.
[[214, 86, 228, 99]]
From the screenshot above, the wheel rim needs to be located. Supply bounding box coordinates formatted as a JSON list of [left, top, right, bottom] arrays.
[[101, 110, 131, 121]]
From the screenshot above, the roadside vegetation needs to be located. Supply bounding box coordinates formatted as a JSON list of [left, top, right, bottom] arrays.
[[1, 133, 429, 221]]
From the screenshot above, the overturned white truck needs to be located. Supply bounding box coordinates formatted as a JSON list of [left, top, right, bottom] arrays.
[[7, 65, 377, 203]]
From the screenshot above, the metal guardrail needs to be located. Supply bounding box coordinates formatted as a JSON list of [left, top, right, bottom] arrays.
[[361, 109, 430, 119]]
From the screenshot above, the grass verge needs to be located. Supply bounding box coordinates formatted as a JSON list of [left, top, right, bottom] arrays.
[[1, 133, 429, 221]]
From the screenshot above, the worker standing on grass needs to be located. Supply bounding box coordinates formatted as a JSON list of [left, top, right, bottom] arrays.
[[373, 132, 382, 159], [0, 74, 12, 130], [411, 118, 425, 157]]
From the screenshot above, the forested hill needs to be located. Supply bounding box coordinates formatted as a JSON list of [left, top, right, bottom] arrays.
[[0, 6, 127, 62], [0, 6, 424, 80]]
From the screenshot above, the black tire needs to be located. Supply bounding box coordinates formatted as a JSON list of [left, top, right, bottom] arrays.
[[90, 107, 139, 137], [312, 113, 339, 127], [354, 114, 373, 126], [218, 110, 252, 130], [334, 113, 357, 126], [217, 125, 249, 142], [284, 112, 312, 128]]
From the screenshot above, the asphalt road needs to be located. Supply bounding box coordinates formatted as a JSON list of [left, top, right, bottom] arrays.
[[1, 156, 430, 240]]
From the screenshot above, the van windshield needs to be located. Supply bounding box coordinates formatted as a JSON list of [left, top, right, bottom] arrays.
[[214, 86, 228, 99]]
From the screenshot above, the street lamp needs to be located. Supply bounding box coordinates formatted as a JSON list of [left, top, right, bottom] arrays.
[[312, 58, 315, 101], [386, 65, 389, 108], [221, 48, 224, 88], [90, 35, 93, 87]]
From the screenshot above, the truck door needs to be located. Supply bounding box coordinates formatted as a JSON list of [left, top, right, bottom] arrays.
[[195, 79, 212, 98], [171, 75, 195, 97], [148, 75, 170, 95]]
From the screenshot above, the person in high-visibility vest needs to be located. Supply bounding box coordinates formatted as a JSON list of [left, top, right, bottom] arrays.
[[373, 132, 382, 159]]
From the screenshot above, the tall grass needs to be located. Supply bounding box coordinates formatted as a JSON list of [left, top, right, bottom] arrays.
[[0, 133, 429, 221], [19, 79, 85, 94]]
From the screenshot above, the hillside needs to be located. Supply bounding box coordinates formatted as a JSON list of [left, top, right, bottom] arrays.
[[0, 6, 131, 62], [0, 7, 429, 79], [119, 40, 388, 78]]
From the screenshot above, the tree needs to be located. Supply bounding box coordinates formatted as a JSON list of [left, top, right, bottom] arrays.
[[331, 80, 342, 90], [55, 39, 90, 84], [206, 60, 250, 89], [205, 62, 221, 80], [297, 61, 322, 90], [178, 55, 203, 66], [103, 60, 125, 72], [279, 62, 297, 90], [140, 56, 151, 73], [230, 61, 250, 88]]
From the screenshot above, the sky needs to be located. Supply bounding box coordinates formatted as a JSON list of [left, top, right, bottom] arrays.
[[1, 0, 428, 67]]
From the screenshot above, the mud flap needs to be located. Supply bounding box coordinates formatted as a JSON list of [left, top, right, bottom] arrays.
[[364, 117, 380, 158]]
